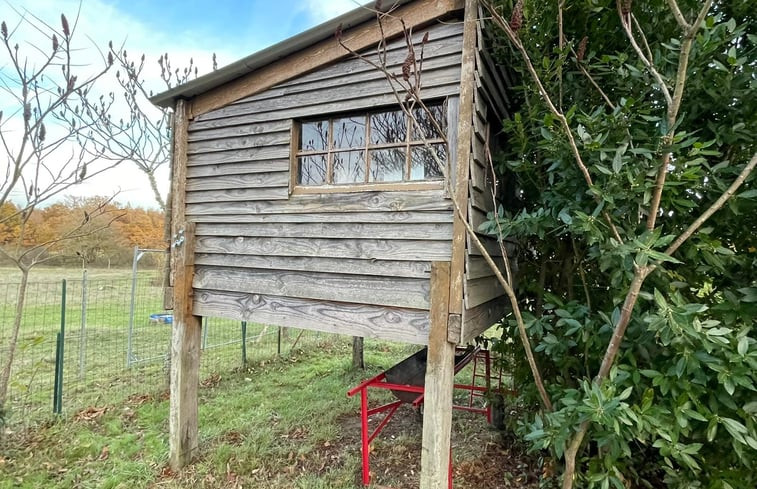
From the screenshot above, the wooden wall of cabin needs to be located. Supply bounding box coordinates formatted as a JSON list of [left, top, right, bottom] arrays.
[[181, 21, 464, 345], [459, 15, 513, 343]]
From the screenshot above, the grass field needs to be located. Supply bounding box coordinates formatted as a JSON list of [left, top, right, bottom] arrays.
[[0, 266, 301, 428], [0, 340, 537, 489]]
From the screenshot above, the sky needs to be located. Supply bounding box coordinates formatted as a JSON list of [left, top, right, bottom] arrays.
[[0, 0, 363, 209]]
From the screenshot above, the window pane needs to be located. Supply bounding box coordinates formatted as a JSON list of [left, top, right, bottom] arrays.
[[298, 155, 327, 185], [410, 144, 446, 180], [333, 151, 366, 184], [301, 121, 329, 152], [369, 149, 406, 182], [333, 116, 366, 150], [370, 110, 407, 145], [412, 103, 446, 140]]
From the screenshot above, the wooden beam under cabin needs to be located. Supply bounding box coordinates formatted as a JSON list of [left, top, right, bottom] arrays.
[[169, 99, 203, 470], [188, 0, 466, 118], [448, 0, 478, 317], [420, 261, 454, 488]]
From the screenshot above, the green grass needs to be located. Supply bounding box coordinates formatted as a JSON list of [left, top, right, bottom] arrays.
[[0, 266, 309, 429], [0, 339, 422, 489], [2, 338, 532, 488]]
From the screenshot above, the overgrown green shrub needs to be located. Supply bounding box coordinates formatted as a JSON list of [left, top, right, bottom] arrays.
[[483, 1, 756, 487]]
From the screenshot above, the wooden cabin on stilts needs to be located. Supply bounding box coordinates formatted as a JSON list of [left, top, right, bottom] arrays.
[[151, 1, 513, 486]]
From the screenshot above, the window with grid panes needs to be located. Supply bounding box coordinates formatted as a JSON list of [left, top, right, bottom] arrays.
[[296, 101, 447, 186]]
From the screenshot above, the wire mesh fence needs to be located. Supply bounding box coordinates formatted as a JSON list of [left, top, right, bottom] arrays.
[[0, 258, 329, 429]]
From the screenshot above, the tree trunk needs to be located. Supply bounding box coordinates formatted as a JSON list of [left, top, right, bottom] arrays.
[[352, 336, 364, 370], [0, 267, 30, 405]]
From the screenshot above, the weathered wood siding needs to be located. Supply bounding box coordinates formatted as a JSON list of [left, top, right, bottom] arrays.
[[460, 15, 512, 343], [184, 21, 464, 344]]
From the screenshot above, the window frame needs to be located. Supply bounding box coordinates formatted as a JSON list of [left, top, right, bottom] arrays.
[[290, 101, 449, 194]]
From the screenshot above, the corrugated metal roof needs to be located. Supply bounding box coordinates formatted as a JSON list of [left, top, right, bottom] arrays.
[[150, 0, 417, 108]]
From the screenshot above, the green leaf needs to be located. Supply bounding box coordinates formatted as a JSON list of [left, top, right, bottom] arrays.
[[647, 250, 683, 264], [738, 189, 757, 199], [746, 436, 757, 450], [706, 327, 732, 336], [721, 417, 748, 439], [617, 386, 632, 401], [738, 337, 748, 356], [612, 143, 628, 173], [555, 309, 571, 318], [726, 17, 737, 32], [640, 369, 661, 379], [707, 419, 718, 441]]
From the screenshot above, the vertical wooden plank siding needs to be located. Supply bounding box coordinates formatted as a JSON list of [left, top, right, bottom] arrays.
[[448, 0, 479, 316], [420, 261, 454, 489], [169, 100, 203, 470]]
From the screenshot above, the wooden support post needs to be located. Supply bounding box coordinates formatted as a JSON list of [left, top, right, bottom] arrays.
[[168, 99, 202, 470], [421, 261, 454, 489]]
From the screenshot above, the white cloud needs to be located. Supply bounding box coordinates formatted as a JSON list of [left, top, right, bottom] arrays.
[[0, 0, 248, 210]]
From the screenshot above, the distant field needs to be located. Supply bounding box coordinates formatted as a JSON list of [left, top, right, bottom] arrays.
[[0, 266, 136, 284]]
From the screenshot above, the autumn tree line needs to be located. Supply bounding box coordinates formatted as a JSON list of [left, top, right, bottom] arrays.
[[0, 198, 165, 269]]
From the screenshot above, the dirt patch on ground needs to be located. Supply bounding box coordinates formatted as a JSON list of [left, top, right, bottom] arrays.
[[337, 403, 541, 489]]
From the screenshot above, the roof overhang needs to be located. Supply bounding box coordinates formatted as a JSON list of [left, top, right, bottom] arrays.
[[150, 0, 418, 108]]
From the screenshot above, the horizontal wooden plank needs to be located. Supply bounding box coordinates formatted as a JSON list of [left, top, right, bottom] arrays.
[[470, 158, 490, 193], [193, 290, 429, 344], [262, 21, 464, 92], [474, 72, 506, 128], [189, 84, 461, 131], [194, 253, 432, 278], [472, 105, 488, 146], [237, 52, 463, 110], [471, 125, 487, 163], [186, 159, 290, 178], [464, 275, 504, 309], [467, 234, 504, 257], [472, 79, 489, 122], [193, 266, 430, 309], [187, 130, 290, 155], [188, 119, 291, 142], [465, 254, 506, 281], [234, 23, 462, 104], [470, 186, 494, 213], [194, 236, 452, 261], [186, 189, 452, 215], [202, 65, 461, 121], [187, 144, 290, 166], [478, 32, 511, 115], [188, 210, 454, 224], [467, 205, 491, 231], [195, 222, 453, 240], [186, 172, 288, 191], [461, 296, 509, 343], [186, 187, 289, 203]]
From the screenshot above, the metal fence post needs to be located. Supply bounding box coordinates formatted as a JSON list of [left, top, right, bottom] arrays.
[[126, 246, 139, 367], [241, 322, 247, 365], [200, 316, 208, 350], [78, 269, 87, 381], [277, 327, 282, 356], [53, 279, 67, 414]]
